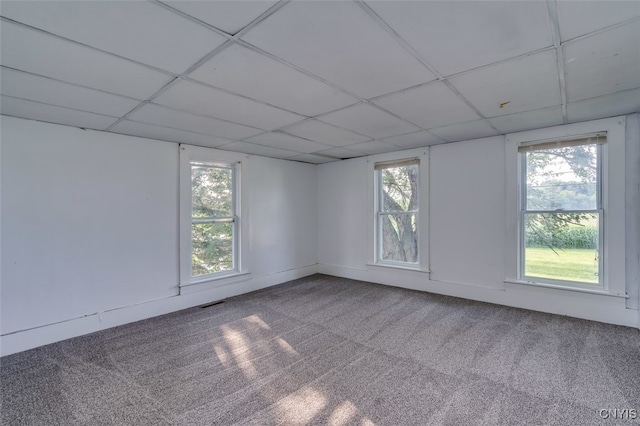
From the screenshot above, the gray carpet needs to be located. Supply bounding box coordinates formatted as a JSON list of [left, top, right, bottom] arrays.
[[1, 274, 639, 425]]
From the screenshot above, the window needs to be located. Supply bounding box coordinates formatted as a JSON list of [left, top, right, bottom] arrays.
[[190, 162, 237, 277], [375, 159, 420, 266], [519, 135, 604, 286], [180, 145, 247, 287], [505, 116, 627, 297]]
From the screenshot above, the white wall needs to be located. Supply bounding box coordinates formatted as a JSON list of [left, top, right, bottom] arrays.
[[1, 118, 179, 334], [429, 136, 505, 288], [249, 156, 317, 276], [318, 114, 640, 328], [1, 113, 637, 355], [317, 158, 368, 269], [0, 116, 317, 355], [625, 113, 640, 311]]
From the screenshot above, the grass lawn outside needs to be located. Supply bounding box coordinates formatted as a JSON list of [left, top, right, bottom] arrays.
[[525, 247, 599, 284]]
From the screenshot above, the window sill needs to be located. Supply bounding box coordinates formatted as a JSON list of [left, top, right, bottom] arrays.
[[181, 271, 252, 289], [366, 262, 430, 273], [504, 279, 628, 298]]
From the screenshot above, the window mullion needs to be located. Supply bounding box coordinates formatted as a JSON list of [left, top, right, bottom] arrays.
[[378, 210, 418, 215], [192, 217, 236, 224], [523, 209, 599, 214]]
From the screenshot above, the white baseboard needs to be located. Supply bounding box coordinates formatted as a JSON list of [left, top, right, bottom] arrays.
[[318, 263, 639, 329], [0, 264, 317, 357]]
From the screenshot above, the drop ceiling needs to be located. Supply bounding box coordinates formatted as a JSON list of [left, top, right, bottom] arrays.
[[1, 1, 638, 164]]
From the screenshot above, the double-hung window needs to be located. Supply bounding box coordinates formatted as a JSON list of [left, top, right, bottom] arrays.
[[180, 145, 247, 287], [375, 159, 420, 266], [519, 135, 605, 286], [190, 162, 238, 277], [506, 117, 626, 296]]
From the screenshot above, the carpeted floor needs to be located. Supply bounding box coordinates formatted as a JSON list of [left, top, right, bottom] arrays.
[[1, 274, 639, 425]]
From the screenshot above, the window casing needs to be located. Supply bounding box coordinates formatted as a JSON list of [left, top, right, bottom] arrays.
[[180, 145, 248, 288], [505, 116, 627, 298], [518, 135, 605, 288], [375, 159, 420, 267]]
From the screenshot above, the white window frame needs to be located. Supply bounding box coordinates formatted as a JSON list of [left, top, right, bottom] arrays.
[[505, 117, 627, 297], [191, 162, 238, 276], [366, 148, 429, 272], [179, 144, 249, 288], [518, 136, 604, 288]]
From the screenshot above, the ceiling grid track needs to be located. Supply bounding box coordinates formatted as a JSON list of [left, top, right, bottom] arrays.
[[546, 0, 569, 124], [1, 0, 476, 146], [233, 0, 292, 39], [281, 117, 376, 143], [0, 65, 143, 103], [562, 15, 640, 45], [150, 0, 233, 40], [2, 1, 638, 161], [183, 77, 311, 118], [105, 39, 238, 131], [104, 77, 179, 131], [353, 0, 502, 135], [0, 16, 177, 79], [0, 94, 119, 120]]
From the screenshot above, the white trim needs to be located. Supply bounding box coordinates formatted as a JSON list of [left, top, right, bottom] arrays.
[[505, 116, 627, 296], [366, 147, 429, 271], [318, 263, 638, 329], [518, 141, 604, 288], [365, 262, 428, 273], [181, 271, 252, 289], [504, 280, 628, 298], [0, 264, 317, 356], [179, 145, 251, 288]]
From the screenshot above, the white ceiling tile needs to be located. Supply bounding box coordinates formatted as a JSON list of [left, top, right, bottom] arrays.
[[288, 154, 338, 164], [244, 131, 332, 154], [380, 131, 444, 149], [163, 1, 278, 35], [315, 147, 362, 159], [241, 1, 435, 98], [449, 50, 561, 118], [0, 68, 140, 117], [154, 80, 304, 130], [564, 22, 640, 102], [0, 95, 117, 130], [0, 21, 171, 99], [318, 103, 420, 139], [488, 106, 564, 134], [1, 0, 226, 74], [128, 104, 262, 140], [344, 140, 400, 155], [373, 82, 480, 129], [219, 141, 298, 159], [428, 120, 500, 142], [567, 89, 640, 123], [282, 119, 370, 147], [557, 1, 640, 42], [188, 44, 358, 116], [367, 1, 552, 76], [110, 120, 231, 148]]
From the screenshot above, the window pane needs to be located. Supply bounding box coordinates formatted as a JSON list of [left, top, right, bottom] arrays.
[[192, 223, 233, 276], [524, 212, 599, 283], [526, 144, 597, 211], [380, 213, 418, 263], [381, 164, 418, 212], [192, 165, 233, 218]]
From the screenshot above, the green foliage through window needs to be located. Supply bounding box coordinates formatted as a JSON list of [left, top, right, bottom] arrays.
[[522, 142, 601, 284], [378, 162, 419, 264], [191, 164, 235, 276]]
